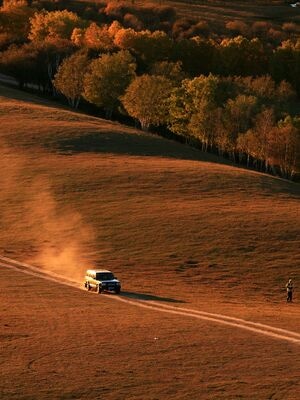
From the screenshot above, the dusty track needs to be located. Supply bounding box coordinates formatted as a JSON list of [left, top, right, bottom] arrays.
[[1, 255, 299, 345]]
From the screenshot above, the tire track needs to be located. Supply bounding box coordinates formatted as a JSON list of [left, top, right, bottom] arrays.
[[1, 255, 299, 345]]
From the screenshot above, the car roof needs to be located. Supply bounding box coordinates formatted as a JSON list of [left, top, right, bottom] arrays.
[[86, 269, 112, 274]]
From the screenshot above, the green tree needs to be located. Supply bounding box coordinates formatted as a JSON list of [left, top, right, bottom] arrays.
[[168, 83, 191, 140], [185, 74, 223, 150], [83, 50, 136, 118], [53, 51, 89, 108], [223, 94, 258, 159], [168, 74, 225, 147], [121, 74, 173, 131]]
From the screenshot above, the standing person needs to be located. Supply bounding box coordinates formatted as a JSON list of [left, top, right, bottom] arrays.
[[286, 278, 293, 302]]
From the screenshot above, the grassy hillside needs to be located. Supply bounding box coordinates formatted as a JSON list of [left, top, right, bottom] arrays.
[[0, 84, 299, 305], [0, 84, 300, 400], [94, 0, 300, 27], [1, 267, 299, 400], [165, 0, 300, 23]]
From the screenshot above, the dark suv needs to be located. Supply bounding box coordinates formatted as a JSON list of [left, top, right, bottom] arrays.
[[84, 269, 121, 294]]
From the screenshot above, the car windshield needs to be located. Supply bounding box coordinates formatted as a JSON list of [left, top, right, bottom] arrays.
[[96, 272, 115, 281]]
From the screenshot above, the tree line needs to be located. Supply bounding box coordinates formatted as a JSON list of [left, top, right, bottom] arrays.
[[0, 0, 299, 179]]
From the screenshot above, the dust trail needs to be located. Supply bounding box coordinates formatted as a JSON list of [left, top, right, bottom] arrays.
[[0, 143, 96, 279], [1, 256, 299, 345], [26, 176, 95, 280]]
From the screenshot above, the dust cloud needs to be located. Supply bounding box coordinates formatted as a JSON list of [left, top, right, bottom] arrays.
[[0, 143, 96, 281]]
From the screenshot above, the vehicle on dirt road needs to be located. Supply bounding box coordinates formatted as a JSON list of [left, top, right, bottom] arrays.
[[84, 269, 121, 294]]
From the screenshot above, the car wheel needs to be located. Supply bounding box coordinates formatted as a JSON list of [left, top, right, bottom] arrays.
[[97, 285, 102, 294], [115, 288, 120, 294]]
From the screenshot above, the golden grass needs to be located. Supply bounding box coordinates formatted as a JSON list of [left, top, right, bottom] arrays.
[[1, 268, 299, 400], [102, 0, 300, 26], [167, 0, 300, 23], [1, 84, 299, 304], [0, 84, 300, 399]]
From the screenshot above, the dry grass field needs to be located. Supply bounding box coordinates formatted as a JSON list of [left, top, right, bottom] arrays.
[[95, 0, 300, 26], [0, 84, 299, 399], [164, 0, 300, 24]]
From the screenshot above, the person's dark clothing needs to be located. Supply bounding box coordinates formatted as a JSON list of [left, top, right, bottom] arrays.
[[286, 280, 293, 302]]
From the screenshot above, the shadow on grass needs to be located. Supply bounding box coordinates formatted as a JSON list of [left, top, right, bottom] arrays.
[[55, 133, 300, 195], [55, 131, 222, 163], [120, 291, 186, 303]]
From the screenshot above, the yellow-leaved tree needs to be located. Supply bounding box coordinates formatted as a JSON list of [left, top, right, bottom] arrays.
[[121, 74, 173, 131], [28, 10, 86, 42], [83, 50, 136, 118]]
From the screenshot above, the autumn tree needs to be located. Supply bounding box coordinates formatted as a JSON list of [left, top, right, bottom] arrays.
[[172, 37, 216, 77], [268, 117, 300, 179], [0, 37, 74, 92], [0, 43, 36, 88], [71, 22, 115, 52], [213, 109, 233, 156], [225, 95, 258, 134], [218, 36, 267, 76], [121, 74, 173, 131], [53, 50, 89, 108], [30, 38, 75, 93], [251, 21, 272, 41], [114, 28, 173, 67], [171, 17, 209, 39], [271, 40, 300, 95], [2, 0, 28, 7], [167, 84, 191, 140], [83, 50, 136, 118], [232, 75, 296, 115], [223, 94, 258, 159], [245, 75, 276, 102], [169, 74, 226, 148], [274, 81, 297, 117], [149, 60, 185, 83], [225, 20, 249, 38], [28, 10, 86, 42], [236, 108, 275, 169], [186, 75, 223, 150], [0, 0, 33, 48]]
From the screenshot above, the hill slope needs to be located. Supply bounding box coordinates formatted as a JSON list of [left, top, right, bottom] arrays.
[[0, 84, 299, 399], [0, 84, 299, 303]]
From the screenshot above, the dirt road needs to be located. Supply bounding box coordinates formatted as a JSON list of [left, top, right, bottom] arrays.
[[1, 255, 299, 345]]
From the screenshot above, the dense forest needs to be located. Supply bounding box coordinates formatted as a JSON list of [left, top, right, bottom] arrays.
[[0, 0, 299, 179]]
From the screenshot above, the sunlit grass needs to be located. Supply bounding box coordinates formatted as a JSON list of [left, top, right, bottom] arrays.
[[0, 84, 299, 306]]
